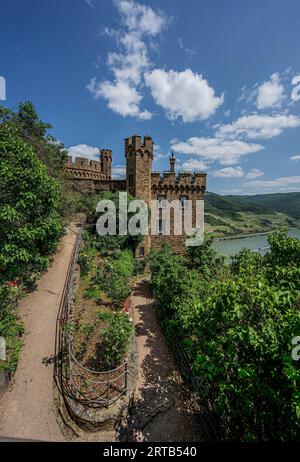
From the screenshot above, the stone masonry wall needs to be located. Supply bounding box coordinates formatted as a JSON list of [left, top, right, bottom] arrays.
[[65, 136, 207, 256]]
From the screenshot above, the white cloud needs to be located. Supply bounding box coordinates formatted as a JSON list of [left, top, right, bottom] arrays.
[[218, 114, 300, 140], [256, 73, 285, 109], [181, 158, 209, 171], [244, 175, 300, 193], [115, 0, 166, 35], [112, 164, 126, 179], [213, 166, 244, 178], [171, 136, 264, 165], [213, 166, 264, 179], [87, 78, 152, 119], [85, 0, 95, 8], [68, 144, 99, 160], [291, 75, 300, 102], [219, 188, 244, 195], [245, 168, 264, 179], [87, 0, 167, 119], [145, 69, 224, 122], [178, 37, 197, 57], [290, 154, 300, 161]]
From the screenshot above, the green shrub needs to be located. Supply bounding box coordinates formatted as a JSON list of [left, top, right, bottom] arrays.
[[82, 287, 101, 299], [95, 309, 114, 323], [133, 258, 146, 275], [0, 124, 62, 285], [93, 250, 134, 306], [150, 231, 300, 441], [100, 313, 134, 369], [80, 323, 94, 336], [0, 282, 24, 372]]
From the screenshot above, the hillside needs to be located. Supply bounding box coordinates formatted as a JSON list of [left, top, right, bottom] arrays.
[[205, 192, 300, 236], [228, 192, 300, 220]]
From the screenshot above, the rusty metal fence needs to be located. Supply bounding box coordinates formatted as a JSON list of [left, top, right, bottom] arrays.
[[54, 224, 129, 408]]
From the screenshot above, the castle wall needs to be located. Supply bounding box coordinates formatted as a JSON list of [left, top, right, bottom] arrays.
[[65, 136, 207, 257], [65, 156, 106, 180], [150, 171, 206, 254]]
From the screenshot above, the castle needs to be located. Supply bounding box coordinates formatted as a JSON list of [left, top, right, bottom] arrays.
[[66, 135, 207, 256]]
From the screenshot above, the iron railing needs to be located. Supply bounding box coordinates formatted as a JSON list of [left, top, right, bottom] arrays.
[[54, 224, 129, 408], [154, 293, 220, 442]]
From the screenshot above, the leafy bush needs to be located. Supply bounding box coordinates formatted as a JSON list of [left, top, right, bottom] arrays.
[[0, 282, 24, 372], [133, 258, 146, 275], [94, 250, 134, 306], [86, 191, 145, 253], [150, 230, 300, 441], [100, 312, 134, 369], [0, 124, 62, 285], [78, 248, 96, 277]]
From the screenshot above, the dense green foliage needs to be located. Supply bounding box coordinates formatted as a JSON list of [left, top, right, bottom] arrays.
[[0, 103, 65, 372], [86, 190, 144, 253], [0, 282, 24, 372], [148, 230, 300, 441], [0, 124, 62, 284], [93, 250, 134, 306], [100, 312, 134, 369], [75, 226, 136, 371], [0, 102, 68, 182]]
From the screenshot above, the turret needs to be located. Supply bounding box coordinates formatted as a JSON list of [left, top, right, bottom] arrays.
[[170, 153, 176, 173], [100, 149, 112, 179]]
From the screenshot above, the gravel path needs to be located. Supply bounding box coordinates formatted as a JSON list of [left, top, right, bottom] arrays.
[[0, 235, 203, 442], [0, 226, 81, 441], [121, 278, 204, 442]]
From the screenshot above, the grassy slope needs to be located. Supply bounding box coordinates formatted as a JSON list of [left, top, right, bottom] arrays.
[[228, 192, 300, 219], [205, 192, 300, 236]]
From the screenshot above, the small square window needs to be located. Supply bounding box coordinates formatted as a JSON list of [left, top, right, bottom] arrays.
[[128, 175, 134, 186]]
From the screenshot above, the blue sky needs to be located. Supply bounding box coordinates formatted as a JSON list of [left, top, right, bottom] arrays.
[[1, 0, 300, 194]]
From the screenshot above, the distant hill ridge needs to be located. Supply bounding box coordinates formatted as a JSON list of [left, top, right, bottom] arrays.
[[206, 192, 300, 219], [205, 192, 300, 236], [227, 192, 300, 220]]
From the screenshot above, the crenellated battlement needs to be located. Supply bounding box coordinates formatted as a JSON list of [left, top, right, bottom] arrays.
[[65, 134, 207, 256], [65, 156, 107, 180], [66, 156, 101, 171], [151, 171, 207, 192], [125, 135, 153, 157]]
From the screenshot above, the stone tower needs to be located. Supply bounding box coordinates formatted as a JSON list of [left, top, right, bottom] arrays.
[[125, 135, 153, 204], [125, 135, 153, 257], [100, 149, 112, 179]]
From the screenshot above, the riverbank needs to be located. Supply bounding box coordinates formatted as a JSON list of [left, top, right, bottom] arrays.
[[212, 228, 300, 257], [213, 227, 300, 241]]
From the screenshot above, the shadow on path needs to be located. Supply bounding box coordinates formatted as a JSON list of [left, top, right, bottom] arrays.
[[119, 279, 204, 442]]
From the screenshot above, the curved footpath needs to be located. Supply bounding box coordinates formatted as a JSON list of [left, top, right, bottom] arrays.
[[0, 228, 203, 442], [0, 226, 78, 442], [120, 279, 204, 442]]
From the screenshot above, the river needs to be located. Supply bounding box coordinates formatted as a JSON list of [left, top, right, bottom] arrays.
[[212, 228, 300, 257]]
